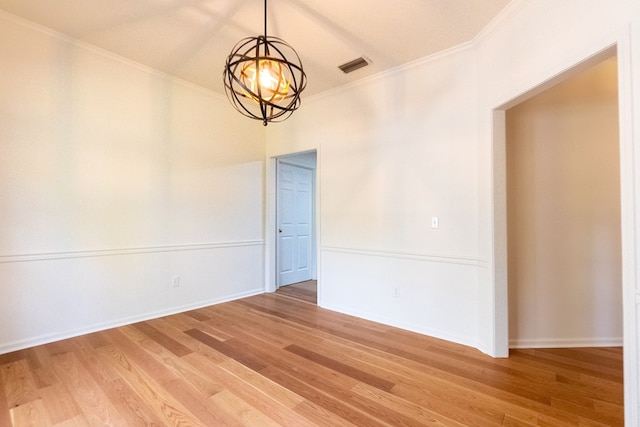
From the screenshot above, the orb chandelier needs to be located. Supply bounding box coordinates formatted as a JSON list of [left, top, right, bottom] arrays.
[[223, 0, 307, 126]]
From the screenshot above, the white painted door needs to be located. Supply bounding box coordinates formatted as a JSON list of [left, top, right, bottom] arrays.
[[277, 162, 313, 286]]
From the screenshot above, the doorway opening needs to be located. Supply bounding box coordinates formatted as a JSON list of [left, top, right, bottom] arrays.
[[267, 150, 318, 304], [505, 55, 621, 349], [491, 44, 639, 422], [491, 46, 623, 357]]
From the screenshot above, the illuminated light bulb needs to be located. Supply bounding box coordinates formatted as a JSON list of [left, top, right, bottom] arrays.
[[240, 59, 290, 103]]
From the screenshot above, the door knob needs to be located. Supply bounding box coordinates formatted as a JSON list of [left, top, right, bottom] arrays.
[[278, 229, 283, 233]]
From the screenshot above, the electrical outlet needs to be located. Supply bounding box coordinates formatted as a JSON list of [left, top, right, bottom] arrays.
[[172, 275, 180, 288]]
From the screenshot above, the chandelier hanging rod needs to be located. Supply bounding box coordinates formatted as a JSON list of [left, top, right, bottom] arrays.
[[263, 0, 267, 40]]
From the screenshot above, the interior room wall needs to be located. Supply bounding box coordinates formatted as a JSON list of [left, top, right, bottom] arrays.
[[0, 12, 266, 353], [506, 57, 621, 348], [267, 46, 483, 347], [268, 1, 640, 422]]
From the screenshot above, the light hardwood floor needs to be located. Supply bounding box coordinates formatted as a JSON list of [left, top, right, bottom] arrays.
[[276, 280, 317, 304], [1, 283, 623, 426]]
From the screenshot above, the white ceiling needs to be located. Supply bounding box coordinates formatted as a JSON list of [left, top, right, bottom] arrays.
[[0, 0, 512, 96]]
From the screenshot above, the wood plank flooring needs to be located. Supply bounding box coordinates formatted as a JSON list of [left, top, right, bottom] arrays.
[[0, 286, 623, 426], [276, 280, 317, 304]]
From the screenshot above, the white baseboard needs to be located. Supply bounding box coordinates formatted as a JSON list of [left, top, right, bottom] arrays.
[[509, 337, 623, 349], [0, 288, 264, 355], [320, 301, 478, 351]]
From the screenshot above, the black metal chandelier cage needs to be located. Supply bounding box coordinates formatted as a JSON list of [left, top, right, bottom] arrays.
[[223, 0, 307, 126]]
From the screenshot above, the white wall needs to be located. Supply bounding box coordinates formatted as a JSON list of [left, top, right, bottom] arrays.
[[268, 1, 640, 424], [268, 46, 483, 347], [0, 12, 266, 353]]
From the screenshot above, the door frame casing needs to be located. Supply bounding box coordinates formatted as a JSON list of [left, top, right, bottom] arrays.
[[265, 150, 319, 296]]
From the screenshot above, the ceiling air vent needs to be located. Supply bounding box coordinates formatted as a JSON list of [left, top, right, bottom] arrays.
[[338, 57, 370, 74]]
